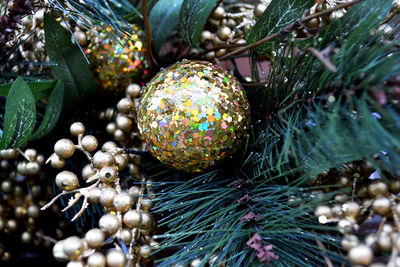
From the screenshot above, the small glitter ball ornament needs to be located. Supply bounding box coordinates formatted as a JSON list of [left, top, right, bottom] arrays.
[[137, 60, 250, 172], [86, 26, 148, 94]]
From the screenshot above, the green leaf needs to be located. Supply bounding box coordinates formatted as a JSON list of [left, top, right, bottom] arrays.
[[0, 80, 57, 101], [30, 80, 64, 140], [247, 0, 314, 53], [179, 0, 218, 47], [0, 77, 36, 149], [150, 0, 184, 53], [44, 13, 95, 110]]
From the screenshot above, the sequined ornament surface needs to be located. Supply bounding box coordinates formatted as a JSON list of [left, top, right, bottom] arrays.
[[86, 26, 148, 94], [137, 60, 250, 172]]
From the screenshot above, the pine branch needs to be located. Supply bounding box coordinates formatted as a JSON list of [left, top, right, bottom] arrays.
[[219, 0, 365, 60]]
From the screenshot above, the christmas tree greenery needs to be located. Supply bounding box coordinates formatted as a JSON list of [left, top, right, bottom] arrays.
[[0, 0, 399, 266]]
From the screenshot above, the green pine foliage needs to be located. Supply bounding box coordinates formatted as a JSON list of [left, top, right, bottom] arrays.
[[145, 0, 400, 266]]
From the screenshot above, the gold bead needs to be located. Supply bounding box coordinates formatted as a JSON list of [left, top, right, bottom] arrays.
[[1, 180, 12, 193], [348, 245, 373, 266], [0, 160, 10, 169], [81, 135, 98, 152], [1, 149, 18, 159], [377, 233, 392, 252], [368, 181, 388, 197], [67, 261, 84, 267], [129, 186, 140, 201], [1, 251, 10, 261], [62, 236, 83, 260], [99, 214, 121, 235], [85, 228, 105, 249], [212, 7, 225, 20], [87, 252, 106, 267], [106, 249, 126, 267], [100, 188, 117, 207], [82, 164, 97, 180], [51, 155, 66, 169], [113, 129, 126, 142], [7, 219, 17, 232], [24, 148, 37, 161], [128, 163, 140, 176], [74, 30, 87, 47], [118, 228, 132, 245], [92, 151, 115, 169], [338, 219, 353, 234], [126, 83, 141, 98], [21, 231, 32, 243], [106, 123, 117, 135], [360, 160, 375, 176], [141, 198, 154, 211], [215, 49, 227, 58], [27, 205, 40, 218], [70, 122, 85, 136], [140, 211, 154, 231], [15, 206, 26, 219], [200, 30, 213, 43], [305, 18, 320, 28], [102, 141, 118, 152], [217, 26, 231, 41], [115, 115, 133, 133], [88, 188, 102, 204], [117, 98, 133, 114], [254, 3, 267, 18], [341, 234, 359, 251], [99, 166, 118, 185], [36, 154, 44, 165], [123, 210, 142, 228], [53, 240, 69, 262], [54, 139, 76, 159], [314, 205, 333, 223], [55, 171, 79, 191], [26, 161, 40, 175], [114, 154, 128, 171], [389, 181, 400, 194], [338, 176, 350, 187], [342, 201, 360, 219], [113, 192, 133, 213], [139, 245, 151, 259], [372, 197, 391, 216]]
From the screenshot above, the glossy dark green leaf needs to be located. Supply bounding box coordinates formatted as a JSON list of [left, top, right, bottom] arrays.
[[180, 0, 218, 47], [30, 80, 64, 140], [150, 0, 184, 53], [44, 13, 95, 110], [0, 77, 36, 149], [247, 0, 314, 53], [0, 80, 57, 101]]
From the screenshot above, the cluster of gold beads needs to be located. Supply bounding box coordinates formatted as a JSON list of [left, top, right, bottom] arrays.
[[311, 159, 400, 266], [195, 1, 271, 59], [103, 83, 142, 147], [0, 148, 67, 262], [43, 122, 158, 266]]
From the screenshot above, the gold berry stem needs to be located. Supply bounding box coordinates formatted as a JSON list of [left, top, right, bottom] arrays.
[[219, 0, 365, 60]]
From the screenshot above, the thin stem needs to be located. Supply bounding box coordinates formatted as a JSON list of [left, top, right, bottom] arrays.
[[219, 0, 365, 60], [142, 0, 157, 68]]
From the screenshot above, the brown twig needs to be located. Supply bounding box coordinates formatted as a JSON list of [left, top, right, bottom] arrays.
[[219, 0, 365, 60], [313, 234, 334, 267], [35, 232, 57, 244], [306, 47, 337, 72], [142, 0, 157, 68]]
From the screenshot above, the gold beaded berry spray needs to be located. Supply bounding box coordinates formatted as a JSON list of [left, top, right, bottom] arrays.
[[137, 60, 250, 172]]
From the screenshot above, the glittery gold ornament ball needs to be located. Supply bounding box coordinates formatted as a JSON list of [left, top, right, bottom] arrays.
[[86, 26, 148, 94], [137, 60, 250, 172]]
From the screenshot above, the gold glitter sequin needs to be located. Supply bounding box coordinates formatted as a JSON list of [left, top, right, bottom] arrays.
[[85, 25, 148, 94], [137, 60, 250, 172]]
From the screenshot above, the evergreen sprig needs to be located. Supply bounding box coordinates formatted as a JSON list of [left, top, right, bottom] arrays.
[[148, 0, 400, 266]]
